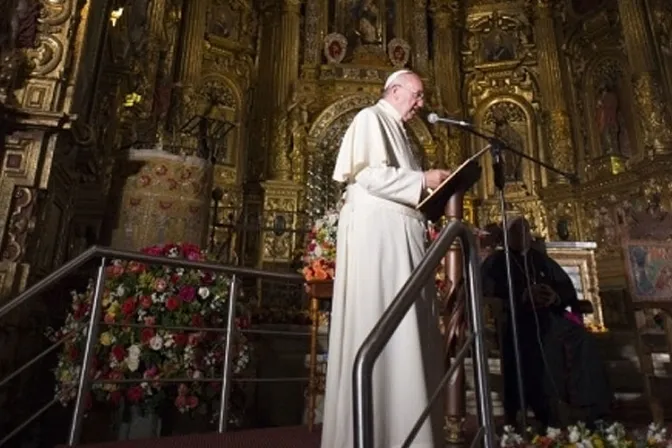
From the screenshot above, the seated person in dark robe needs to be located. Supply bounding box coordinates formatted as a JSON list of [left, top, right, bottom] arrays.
[[481, 217, 612, 429]]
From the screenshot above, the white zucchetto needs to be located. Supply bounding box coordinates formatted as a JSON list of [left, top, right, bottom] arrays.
[[383, 69, 413, 89]]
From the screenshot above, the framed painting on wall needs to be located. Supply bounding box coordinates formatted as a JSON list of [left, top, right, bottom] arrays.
[[545, 242, 604, 328]]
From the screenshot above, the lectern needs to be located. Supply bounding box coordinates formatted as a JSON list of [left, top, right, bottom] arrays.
[[417, 159, 482, 444]]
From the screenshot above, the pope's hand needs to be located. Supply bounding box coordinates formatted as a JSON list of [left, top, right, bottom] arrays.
[[423, 169, 452, 189]]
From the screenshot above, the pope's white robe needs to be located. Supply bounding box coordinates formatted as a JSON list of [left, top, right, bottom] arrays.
[[321, 100, 443, 448]]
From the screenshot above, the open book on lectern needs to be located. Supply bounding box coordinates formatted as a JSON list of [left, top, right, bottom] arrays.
[[416, 145, 489, 222]]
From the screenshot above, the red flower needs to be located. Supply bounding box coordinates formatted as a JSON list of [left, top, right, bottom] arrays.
[[165, 296, 181, 311], [105, 264, 125, 278], [121, 298, 137, 316], [142, 246, 163, 256], [181, 243, 202, 261], [140, 295, 152, 309], [174, 395, 187, 408], [173, 333, 188, 346], [127, 261, 146, 274], [201, 272, 215, 285], [111, 345, 126, 362], [140, 328, 155, 344], [187, 395, 199, 408], [179, 286, 196, 302], [191, 314, 204, 327], [126, 386, 144, 403], [170, 273, 181, 284]]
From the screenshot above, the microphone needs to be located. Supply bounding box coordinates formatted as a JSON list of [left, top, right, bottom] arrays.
[[427, 113, 472, 127]]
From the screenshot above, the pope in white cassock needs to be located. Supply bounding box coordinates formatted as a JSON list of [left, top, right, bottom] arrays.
[[321, 70, 452, 448]]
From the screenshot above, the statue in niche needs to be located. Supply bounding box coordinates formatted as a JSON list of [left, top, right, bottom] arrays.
[[492, 107, 524, 182], [353, 0, 381, 45], [484, 32, 514, 62], [595, 82, 625, 156]]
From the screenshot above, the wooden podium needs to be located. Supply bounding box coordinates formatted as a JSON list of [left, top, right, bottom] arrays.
[[417, 159, 482, 444], [305, 280, 333, 431]]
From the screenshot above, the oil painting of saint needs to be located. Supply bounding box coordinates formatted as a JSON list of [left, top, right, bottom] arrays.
[[484, 33, 515, 63]]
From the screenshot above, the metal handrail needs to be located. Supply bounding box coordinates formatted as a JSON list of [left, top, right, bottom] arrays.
[[0, 245, 303, 321], [0, 245, 305, 447], [352, 220, 495, 448]]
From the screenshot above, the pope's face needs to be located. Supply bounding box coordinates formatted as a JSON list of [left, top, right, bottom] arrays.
[[394, 76, 424, 122]]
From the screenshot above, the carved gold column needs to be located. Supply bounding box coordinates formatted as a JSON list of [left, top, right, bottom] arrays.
[[302, 0, 322, 78], [268, 0, 302, 181], [534, 0, 575, 182], [430, 1, 465, 169], [617, 0, 672, 155], [175, 0, 208, 85]]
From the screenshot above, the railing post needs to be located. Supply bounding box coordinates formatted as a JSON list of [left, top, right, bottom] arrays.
[[443, 193, 467, 445], [217, 274, 239, 433], [68, 257, 108, 446], [463, 238, 496, 448]]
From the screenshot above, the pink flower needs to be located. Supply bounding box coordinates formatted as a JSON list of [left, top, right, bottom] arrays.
[[179, 286, 196, 302], [143, 246, 164, 256], [154, 278, 167, 292]]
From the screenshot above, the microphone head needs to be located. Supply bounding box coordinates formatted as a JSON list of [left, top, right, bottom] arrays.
[[427, 113, 439, 124]]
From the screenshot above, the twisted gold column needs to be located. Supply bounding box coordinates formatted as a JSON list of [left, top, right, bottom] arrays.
[[175, 0, 208, 85], [534, 0, 575, 182], [268, 0, 302, 180], [617, 0, 672, 155]]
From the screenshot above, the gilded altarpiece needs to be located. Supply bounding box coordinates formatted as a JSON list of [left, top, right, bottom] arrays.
[[461, 8, 550, 236]]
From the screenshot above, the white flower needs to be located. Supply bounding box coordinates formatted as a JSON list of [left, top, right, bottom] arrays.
[[569, 426, 581, 443], [198, 287, 210, 299], [546, 427, 562, 439], [116, 285, 126, 297], [127, 344, 141, 360], [127, 357, 139, 372], [149, 335, 163, 350]]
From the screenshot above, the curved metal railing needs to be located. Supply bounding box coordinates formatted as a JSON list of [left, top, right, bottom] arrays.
[[0, 246, 305, 447], [353, 220, 496, 448]]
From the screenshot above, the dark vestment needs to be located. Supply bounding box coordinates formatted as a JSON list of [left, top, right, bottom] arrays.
[[481, 248, 612, 427]]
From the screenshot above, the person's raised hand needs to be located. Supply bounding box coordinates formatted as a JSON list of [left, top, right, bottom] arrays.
[[423, 169, 452, 190]]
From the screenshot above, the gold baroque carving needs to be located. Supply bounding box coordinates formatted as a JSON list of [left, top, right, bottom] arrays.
[[41, 0, 73, 26], [546, 110, 575, 178], [462, 10, 535, 69], [28, 34, 63, 76], [631, 71, 672, 155]]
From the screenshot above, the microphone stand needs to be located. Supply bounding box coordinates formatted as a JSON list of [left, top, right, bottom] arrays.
[[448, 123, 577, 433]]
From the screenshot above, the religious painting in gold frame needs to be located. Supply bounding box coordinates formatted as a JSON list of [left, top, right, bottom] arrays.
[[545, 242, 605, 328]]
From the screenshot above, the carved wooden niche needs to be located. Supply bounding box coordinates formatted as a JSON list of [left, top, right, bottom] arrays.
[[584, 56, 636, 159], [207, 0, 257, 48], [477, 100, 539, 198], [328, 0, 403, 63], [462, 11, 533, 69]]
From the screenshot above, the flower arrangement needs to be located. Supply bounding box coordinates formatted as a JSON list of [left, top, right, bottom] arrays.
[[48, 243, 252, 422], [501, 421, 671, 448], [302, 209, 339, 281]]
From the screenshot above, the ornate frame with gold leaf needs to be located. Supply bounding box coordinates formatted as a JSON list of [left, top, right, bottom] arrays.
[[546, 242, 604, 327]]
